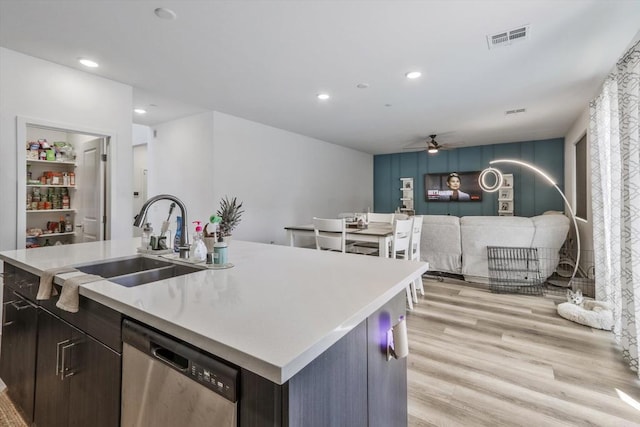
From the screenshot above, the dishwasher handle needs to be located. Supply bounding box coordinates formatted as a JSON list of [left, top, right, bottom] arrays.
[[151, 343, 189, 372]]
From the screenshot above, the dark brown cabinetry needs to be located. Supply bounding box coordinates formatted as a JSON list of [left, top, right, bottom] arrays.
[[35, 309, 121, 427], [0, 283, 38, 424], [0, 263, 121, 427], [238, 292, 407, 427]]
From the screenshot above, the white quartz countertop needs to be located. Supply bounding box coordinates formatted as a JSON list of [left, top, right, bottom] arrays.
[[0, 239, 428, 384]]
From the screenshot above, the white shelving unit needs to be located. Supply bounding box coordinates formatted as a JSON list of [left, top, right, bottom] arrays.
[[400, 177, 415, 215], [498, 173, 514, 216], [24, 140, 77, 248]]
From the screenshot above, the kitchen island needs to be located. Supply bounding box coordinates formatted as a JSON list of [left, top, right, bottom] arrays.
[[1, 239, 428, 426]]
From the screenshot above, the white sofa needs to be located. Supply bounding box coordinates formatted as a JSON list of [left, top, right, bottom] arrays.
[[420, 214, 570, 283]]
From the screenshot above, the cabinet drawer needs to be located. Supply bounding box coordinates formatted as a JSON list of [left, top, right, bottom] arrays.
[[3, 263, 39, 301]]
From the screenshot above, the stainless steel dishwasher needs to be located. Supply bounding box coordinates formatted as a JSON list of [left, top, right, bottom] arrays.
[[121, 319, 239, 427]]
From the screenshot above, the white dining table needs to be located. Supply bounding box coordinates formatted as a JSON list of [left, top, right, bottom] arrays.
[[285, 222, 393, 258]]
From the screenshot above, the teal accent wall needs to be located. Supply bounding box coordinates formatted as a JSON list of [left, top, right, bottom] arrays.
[[374, 138, 565, 217]]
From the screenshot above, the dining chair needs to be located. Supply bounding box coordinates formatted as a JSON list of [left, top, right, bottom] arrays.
[[390, 218, 416, 309], [367, 212, 395, 224], [408, 215, 425, 300], [312, 217, 346, 253]]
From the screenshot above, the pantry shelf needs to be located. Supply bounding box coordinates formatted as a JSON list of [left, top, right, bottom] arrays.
[[29, 232, 76, 239], [27, 185, 76, 189], [27, 209, 76, 213]]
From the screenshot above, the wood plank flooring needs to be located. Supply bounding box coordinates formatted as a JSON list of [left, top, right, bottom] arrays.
[[407, 277, 640, 427]]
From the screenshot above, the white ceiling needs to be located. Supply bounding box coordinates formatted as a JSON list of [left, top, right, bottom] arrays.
[[1, 1, 639, 154]]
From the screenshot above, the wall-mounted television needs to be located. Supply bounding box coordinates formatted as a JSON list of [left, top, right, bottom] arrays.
[[424, 171, 483, 202]]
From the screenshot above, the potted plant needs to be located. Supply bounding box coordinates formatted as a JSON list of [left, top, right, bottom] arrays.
[[216, 196, 244, 241]]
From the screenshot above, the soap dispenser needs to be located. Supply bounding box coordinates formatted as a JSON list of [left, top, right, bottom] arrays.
[[142, 223, 153, 250], [190, 221, 207, 262]]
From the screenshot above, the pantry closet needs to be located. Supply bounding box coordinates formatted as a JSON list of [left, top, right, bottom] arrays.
[[17, 117, 111, 249]]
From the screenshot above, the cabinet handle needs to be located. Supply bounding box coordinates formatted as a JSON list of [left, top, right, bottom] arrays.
[[60, 341, 80, 380], [1, 301, 16, 327], [56, 339, 71, 378], [2, 294, 36, 327], [10, 300, 33, 310]]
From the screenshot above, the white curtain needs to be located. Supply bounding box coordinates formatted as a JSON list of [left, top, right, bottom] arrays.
[[590, 40, 640, 376]]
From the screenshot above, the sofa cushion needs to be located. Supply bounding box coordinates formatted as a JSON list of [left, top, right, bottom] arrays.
[[460, 216, 536, 282], [420, 215, 462, 273]]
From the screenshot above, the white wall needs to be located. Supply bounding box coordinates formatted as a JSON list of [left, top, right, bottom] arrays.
[[132, 123, 151, 146], [146, 112, 215, 239], [146, 111, 373, 245], [212, 111, 372, 244], [0, 48, 133, 252], [132, 124, 152, 236]]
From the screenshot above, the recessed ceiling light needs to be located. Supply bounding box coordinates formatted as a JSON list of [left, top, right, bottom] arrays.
[[317, 93, 330, 100], [134, 108, 147, 114], [78, 58, 99, 68], [154, 7, 177, 20], [405, 71, 421, 79]]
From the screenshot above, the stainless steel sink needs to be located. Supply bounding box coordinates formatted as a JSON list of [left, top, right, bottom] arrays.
[[110, 264, 202, 288], [74, 255, 203, 287], [76, 255, 173, 278]]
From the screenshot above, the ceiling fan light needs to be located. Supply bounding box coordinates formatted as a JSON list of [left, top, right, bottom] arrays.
[[428, 147, 439, 154]]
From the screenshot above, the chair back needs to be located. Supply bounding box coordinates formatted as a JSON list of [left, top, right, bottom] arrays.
[[367, 212, 394, 224], [337, 212, 355, 220], [408, 216, 423, 261], [313, 217, 346, 252], [391, 218, 412, 259]]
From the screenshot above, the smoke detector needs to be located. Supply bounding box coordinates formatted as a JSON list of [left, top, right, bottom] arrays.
[[487, 25, 529, 49]]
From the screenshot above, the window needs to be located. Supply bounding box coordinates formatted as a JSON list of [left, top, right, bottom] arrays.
[[575, 133, 587, 220]]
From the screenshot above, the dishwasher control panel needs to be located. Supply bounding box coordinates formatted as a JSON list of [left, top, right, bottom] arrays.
[[190, 361, 237, 402]]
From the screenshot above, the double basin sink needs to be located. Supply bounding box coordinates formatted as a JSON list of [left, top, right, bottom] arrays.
[[75, 255, 203, 288]]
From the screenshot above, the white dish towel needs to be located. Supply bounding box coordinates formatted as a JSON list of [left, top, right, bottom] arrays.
[[56, 274, 103, 313], [36, 266, 78, 300]]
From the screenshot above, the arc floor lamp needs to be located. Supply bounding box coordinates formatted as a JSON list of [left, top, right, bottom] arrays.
[[478, 159, 581, 285]]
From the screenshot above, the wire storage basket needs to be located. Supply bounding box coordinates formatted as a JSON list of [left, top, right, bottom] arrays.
[[487, 246, 544, 295]]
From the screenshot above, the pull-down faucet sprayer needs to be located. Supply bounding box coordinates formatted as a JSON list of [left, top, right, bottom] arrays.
[[134, 194, 189, 259]]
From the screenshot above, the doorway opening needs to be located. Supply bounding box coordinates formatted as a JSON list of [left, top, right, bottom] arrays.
[[17, 117, 111, 249]]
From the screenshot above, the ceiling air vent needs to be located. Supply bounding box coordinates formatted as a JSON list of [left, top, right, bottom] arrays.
[[505, 108, 526, 116], [487, 25, 529, 49]]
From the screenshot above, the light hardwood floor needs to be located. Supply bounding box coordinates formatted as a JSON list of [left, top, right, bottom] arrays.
[[406, 277, 640, 426]]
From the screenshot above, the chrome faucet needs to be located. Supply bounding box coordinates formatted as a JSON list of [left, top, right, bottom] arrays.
[[134, 194, 189, 259]]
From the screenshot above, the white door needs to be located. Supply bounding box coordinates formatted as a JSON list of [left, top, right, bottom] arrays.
[[76, 138, 105, 242]]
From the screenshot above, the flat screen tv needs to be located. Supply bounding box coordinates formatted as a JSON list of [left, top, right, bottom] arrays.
[[424, 171, 483, 202]]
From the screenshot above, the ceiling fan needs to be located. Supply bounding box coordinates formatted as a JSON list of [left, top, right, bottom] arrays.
[[403, 134, 449, 154], [426, 134, 442, 153]]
